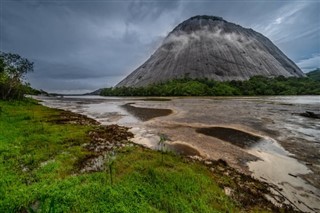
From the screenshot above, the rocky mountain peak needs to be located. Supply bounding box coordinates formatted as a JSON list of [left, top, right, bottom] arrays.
[[116, 15, 305, 87]]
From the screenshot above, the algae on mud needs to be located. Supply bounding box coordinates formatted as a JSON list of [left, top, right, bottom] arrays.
[[0, 99, 297, 212]]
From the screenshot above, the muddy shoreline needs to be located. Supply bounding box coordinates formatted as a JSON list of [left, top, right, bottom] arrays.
[[34, 95, 320, 212], [42, 103, 298, 212]]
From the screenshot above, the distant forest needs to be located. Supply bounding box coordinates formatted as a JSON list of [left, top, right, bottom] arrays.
[[307, 68, 320, 81], [101, 71, 320, 96]]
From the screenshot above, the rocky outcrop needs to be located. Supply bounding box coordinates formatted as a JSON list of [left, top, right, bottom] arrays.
[[117, 15, 305, 87]]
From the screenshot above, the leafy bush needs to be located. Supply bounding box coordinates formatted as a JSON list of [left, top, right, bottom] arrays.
[[0, 52, 34, 100]]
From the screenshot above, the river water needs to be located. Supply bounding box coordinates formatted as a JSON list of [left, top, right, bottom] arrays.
[[35, 95, 320, 212]]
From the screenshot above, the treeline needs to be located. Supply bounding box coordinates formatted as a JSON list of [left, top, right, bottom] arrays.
[[307, 68, 320, 81], [0, 52, 36, 100], [101, 75, 320, 96]]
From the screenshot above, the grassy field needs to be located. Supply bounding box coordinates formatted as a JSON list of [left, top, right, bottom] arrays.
[[0, 99, 291, 212]]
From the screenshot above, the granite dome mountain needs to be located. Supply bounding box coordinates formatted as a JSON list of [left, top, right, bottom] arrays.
[[117, 15, 305, 87]]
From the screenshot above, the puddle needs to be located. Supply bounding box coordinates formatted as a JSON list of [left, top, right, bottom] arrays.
[[196, 127, 261, 148], [122, 103, 172, 121]]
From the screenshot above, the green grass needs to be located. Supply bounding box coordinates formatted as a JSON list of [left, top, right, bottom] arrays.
[[0, 100, 274, 212]]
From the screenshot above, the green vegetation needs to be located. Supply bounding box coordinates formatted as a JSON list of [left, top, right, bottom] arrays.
[[307, 68, 320, 81], [0, 52, 36, 100], [0, 100, 282, 212], [101, 76, 320, 96]]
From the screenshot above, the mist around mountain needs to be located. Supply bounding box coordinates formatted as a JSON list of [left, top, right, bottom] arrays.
[[117, 15, 304, 88]]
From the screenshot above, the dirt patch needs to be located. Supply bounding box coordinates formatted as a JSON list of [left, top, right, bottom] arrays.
[[166, 142, 201, 156], [48, 109, 134, 173], [86, 125, 133, 153], [122, 103, 172, 121], [77, 125, 134, 172], [49, 110, 99, 125], [191, 158, 300, 213]]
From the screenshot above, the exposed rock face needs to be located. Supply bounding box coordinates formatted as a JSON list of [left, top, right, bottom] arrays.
[[117, 15, 304, 87]]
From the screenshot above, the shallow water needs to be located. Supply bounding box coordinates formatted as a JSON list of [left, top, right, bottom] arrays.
[[195, 125, 320, 211], [265, 96, 320, 105], [35, 95, 320, 212]]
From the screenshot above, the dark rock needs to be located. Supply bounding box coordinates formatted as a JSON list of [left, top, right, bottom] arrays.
[[299, 111, 320, 119]]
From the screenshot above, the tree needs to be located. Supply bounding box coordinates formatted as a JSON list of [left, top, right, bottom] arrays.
[[0, 52, 34, 100]]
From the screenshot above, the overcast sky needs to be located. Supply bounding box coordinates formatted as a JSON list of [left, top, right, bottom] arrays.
[[1, 0, 319, 93]]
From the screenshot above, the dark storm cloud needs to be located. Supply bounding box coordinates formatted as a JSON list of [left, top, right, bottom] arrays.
[[126, 0, 180, 23], [1, 0, 319, 93]]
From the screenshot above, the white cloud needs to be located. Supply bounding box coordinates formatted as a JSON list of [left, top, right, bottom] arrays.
[[275, 17, 283, 24], [162, 27, 252, 58]]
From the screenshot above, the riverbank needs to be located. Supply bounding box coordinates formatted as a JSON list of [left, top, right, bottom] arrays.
[[34, 95, 320, 212], [0, 99, 297, 212]]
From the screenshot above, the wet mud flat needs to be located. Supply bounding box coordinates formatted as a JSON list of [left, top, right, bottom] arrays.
[[35, 95, 320, 212], [196, 127, 261, 148], [166, 142, 202, 156], [194, 126, 319, 212], [138, 98, 171, 102], [136, 96, 320, 212], [121, 103, 172, 121], [42, 105, 299, 212]]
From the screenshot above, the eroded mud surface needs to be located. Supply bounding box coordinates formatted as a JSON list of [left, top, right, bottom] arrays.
[[79, 124, 134, 173], [196, 127, 261, 148], [121, 103, 172, 121]]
